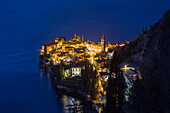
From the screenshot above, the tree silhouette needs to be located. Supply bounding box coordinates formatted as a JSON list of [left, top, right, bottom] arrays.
[[106, 51, 125, 113]]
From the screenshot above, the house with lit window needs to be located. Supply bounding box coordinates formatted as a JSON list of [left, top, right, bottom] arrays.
[[71, 66, 81, 77]]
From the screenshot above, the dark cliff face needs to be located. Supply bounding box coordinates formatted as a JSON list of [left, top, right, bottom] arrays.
[[116, 10, 170, 113], [140, 10, 170, 75], [118, 9, 170, 73]]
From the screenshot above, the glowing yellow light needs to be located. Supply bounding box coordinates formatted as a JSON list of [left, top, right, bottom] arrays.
[[124, 65, 127, 69]]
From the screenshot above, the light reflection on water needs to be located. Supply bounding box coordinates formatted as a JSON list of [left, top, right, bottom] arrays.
[[60, 95, 82, 113], [39, 69, 82, 113]]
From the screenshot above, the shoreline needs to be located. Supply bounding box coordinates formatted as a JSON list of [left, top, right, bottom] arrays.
[[52, 78, 99, 113], [39, 53, 103, 113], [40, 62, 99, 113]]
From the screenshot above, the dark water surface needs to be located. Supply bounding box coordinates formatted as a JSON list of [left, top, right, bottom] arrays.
[[0, 46, 79, 113]]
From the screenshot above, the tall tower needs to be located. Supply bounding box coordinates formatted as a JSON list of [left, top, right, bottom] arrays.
[[101, 32, 106, 52], [74, 33, 77, 38]]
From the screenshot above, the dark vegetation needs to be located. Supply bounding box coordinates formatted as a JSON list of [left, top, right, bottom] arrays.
[[81, 60, 100, 100], [106, 51, 126, 113]]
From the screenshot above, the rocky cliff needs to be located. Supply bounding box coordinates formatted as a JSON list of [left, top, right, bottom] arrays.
[[117, 10, 170, 113], [118, 10, 170, 67], [118, 9, 170, 75]]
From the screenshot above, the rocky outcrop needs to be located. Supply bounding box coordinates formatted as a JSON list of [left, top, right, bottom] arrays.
[[118, 10, 170, 73], [139, 9, 170, 75], [117, 30, 149, 64], [117, 10, 170, 113]]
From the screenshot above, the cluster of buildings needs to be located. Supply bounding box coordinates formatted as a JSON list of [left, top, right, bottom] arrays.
[[40, 33, 130, 112], [40, 33, 128, 84]]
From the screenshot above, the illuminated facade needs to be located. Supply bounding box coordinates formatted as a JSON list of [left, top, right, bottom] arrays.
[[71, 67, 81, 76]]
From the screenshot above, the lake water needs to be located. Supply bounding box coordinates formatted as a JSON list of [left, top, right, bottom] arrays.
[[0, 46, 81, 113], [0, 0, 83, 112]]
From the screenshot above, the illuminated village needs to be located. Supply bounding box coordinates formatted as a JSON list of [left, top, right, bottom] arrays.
[[39, 33, 136, 112], [40, 33, 128, 81]]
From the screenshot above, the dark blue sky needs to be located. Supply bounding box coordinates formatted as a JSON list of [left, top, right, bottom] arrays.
[[1, 0, 170, 49]]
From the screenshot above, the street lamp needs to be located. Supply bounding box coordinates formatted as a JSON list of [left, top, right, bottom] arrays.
[[124, 65, 127, 70]]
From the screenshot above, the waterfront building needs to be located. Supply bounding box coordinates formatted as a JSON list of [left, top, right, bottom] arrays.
[[71, 66, 81, 77]]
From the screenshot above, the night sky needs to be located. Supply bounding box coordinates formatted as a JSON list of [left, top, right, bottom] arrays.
[[1, 0, 170, 48]]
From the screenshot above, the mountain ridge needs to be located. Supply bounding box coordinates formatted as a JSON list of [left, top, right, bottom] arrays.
[[115, 9, 170, 113]]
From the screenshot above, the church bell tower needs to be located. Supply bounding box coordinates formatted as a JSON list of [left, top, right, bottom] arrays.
[[101, 33, 106, 52]]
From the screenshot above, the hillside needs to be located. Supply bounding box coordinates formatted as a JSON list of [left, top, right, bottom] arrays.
[[116, 10, 170, 113]]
